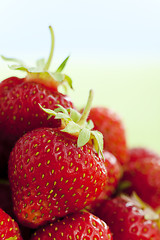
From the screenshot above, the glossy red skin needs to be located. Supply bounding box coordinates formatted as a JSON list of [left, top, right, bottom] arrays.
[[0, 76, 73, 143], [88, 107, 128, 165], [94, 197, 160, 240], [8, 127, 107, 228], [102, 151, 122, 197], [0, 76, 73, 178], [0, 182, 33, 240], [122, 156, 160, 209], [0, 208, 23, 240], [128, 147, 159, 162], [31, 211, 113, 240], [87, 151, 122, 212]]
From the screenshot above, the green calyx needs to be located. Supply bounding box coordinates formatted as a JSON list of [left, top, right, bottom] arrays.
[[1, 26, 73, 91], [39, 89, 104, 157]]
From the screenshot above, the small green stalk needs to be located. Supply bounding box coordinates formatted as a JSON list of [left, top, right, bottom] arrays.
[[39, 89, 104, 156], [78, 89, 93, 127], [43, 26, 55, 71]]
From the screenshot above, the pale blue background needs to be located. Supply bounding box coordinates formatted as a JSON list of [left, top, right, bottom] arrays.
[[0, 0, 160, 153]]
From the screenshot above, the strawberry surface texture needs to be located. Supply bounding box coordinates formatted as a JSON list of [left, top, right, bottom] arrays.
[[122, 151, 160, 209], [31, 211, 113, 240], [94, 196, 160, 240], [86, 151, 122, 212], [1, 25, 160, 240], [128, 147, 160, 162], [88, 107, 128, 165], [8, 127, 107, 228], [0, 208, 23, 240], [0, 77, 73, 178], [0, 26, 73, 179]]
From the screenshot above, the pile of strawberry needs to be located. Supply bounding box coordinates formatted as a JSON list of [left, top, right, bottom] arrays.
[[0, 26, 160, 240]]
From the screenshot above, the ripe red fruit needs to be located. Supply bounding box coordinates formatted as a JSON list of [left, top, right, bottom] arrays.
[[87, 151, 122, 212], [102, 151, 122, 197], [0, 181, 33, 240], [128, 147, 159, 162], [88, 107, 128, 165], [31, 211, 113, 240], [0, 76, 73, 143], [9, 127, 107, 228], [0, 27, 73, 178], [122, 151, 160, 209], [94, 196, 160, 240], [8, 91, 107, 228], [0, 208, 23, 240]]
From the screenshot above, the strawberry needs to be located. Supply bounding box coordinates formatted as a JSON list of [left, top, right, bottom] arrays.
[[0, 26, 73, 178], [0, 181, 32, 240], [102, 151, 122, 197], [128, 147, 160, 162], [0, 208, 23, 240], [86, 151, 122, 212], [122, 150, 160, 209], [31, 211, 113, 240], [88, 107, 128, 165], [94, 195, 160, 239], [8, 90, 107, 228]]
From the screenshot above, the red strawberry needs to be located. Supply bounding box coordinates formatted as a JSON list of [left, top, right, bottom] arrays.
[[31, 211, 113, 240], [102, 151, 122, 197], [129, 147, 159, 162], [0, 181, 32, 240], [88, 107, 128, 165], [122, 150, 160, 209], [8, 90, 107, 228], [0, 208, 23, 240], [94, 196, 160, 240], [87, 151, 122, 212], [0, 27, 73, 178], [0, 77, 73, 142]]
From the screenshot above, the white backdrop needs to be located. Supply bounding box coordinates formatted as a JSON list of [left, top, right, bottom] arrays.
[[0, 0, 160, 153]]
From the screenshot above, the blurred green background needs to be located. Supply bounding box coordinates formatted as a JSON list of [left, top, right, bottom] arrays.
[[0, 0, 160, 153]]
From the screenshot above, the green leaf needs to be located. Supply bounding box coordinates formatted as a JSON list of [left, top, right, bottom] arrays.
[[51, 72, 64, 82], [86, 119, 94, 130], [54, 112, 71, 120], [8, 64, 29, 72], [77, 128, 91, 148], [61, 121, 81, 134], [39, 104, 56, 117], [39, 91, 104, 157], [56, 56, 70, 73], [54, 105, 69, 114], [64, 74, 73, 89], [36, 58, 46, 69], [69, 108, 81, 123], [1, 55, 24, 64], [91, 130, 104, 155]]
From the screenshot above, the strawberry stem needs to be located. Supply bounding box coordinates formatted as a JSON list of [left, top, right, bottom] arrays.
[[44, 26, 55, 71], [78, 89, 93, 127]]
